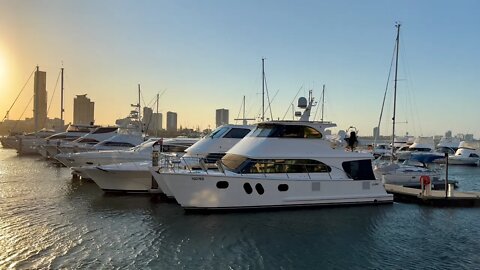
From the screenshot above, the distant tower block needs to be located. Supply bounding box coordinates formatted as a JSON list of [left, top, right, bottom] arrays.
[[73, 94, 95, 125], [166, 111, 177, 132], [34, 67, 47, 131], [216, 108, 229, 127]]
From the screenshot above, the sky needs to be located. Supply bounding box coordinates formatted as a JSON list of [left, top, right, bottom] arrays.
[[1, 0, 479, 137]]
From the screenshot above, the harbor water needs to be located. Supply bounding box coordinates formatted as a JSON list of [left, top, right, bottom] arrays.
[[1, 148, 479, 269]]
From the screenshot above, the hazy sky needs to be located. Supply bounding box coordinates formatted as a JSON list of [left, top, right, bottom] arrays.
[[1, 0, 479, 137]]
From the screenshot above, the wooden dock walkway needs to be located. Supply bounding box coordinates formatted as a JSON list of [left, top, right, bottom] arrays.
[[384, 184, 480, 207]]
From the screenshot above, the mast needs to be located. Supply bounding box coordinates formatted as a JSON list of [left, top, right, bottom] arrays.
[[34, 65, 39, 132], [156, 93, 159, 137], [261, 58, 265, 122], [61, 67, 64, 123], [321, 84, 325, 122], [391, 23, 401, 162], [138, 84, 142, 132]]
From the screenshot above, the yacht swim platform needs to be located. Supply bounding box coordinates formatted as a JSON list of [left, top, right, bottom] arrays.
[[384, 184, 480, 207]]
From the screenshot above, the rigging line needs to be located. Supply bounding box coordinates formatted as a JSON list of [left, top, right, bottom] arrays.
[[1, 67, 36, 123], [11, 95, 34, 132], [374, 41, 397, 145], [313, 92, 321, 121], [282, 85, 303, 120], [263, 73, 274, 120], [45, 70, 61, 122]]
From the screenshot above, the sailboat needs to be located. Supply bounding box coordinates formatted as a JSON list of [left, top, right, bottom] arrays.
[[373, 23, 443, 187]]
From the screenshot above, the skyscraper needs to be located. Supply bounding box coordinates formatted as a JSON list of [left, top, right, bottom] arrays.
[[73, 94, 95, 125], [166, 111, 177, 132], [33, 67, 47, 131], [216, 108, 229, 127]]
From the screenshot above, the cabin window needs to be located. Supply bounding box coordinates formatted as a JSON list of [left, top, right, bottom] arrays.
[[469, 153, 479, 158], [223, 128, 252, 139], [249, 124, 322, 139], [241, 159, 331, 174], [278, 184, 289, 192], [255, 184, 265, 195], [92, 127, 118, 134], [342, 160, 376, 180], [103, 141, 136, 148], [222, 154, 248, 171]]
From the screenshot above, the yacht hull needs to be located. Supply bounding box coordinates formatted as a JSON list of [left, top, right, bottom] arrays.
[[86, 166, 155, 193], [162, 172, 393, 210]]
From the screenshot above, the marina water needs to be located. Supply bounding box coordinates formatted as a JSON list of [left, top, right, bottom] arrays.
[[1, 148, 479, 269]]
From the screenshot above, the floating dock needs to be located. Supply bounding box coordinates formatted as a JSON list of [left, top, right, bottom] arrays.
[[385, 184, 480, 207]]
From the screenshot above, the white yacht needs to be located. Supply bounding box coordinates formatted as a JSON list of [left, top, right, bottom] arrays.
[[55, 126, 119, 153], [436, 136, 461, 155], [40, 124, 98, 158], [395, 136, 435, 161], [156, 90, 391, 210], [16, 129, 57, 155], [446, 141, 480, 166], [81, 139, 198, 192], [149, 124, 255, 198], [159, 120, 392, 210], [59, 137, 196, 168]]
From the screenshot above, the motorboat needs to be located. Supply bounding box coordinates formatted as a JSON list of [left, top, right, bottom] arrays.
[[149, 124, 255, 198], [57, 137, 195, 171], [395, 136, 435, 161], [445, 141, 480, 166], [156, 91, 392, 210], [39, 124, 98, 158], [55, 126, 119, 153], [82, 140, 197, 192], [436, 136, 460, 155], [16, 129, 57, 155]]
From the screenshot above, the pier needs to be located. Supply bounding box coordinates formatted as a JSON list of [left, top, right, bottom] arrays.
[[385, 184, 480, 207]]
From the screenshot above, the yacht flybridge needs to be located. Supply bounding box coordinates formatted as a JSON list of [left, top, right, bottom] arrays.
[[157, 93, 393, 210]]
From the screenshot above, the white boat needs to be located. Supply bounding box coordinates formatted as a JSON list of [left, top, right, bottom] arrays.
[[436, 136, 461, 154], [373, 24, 441, 186], [40, 124, 98, 158], [158, 90, 392, 210], [56, 126, 120, 153], [395, 136, 435, 161], [16, 129, 57, 155], [150, 124, 255, 198], [446, 141, 480, 166], [82, 140, 197, 192]]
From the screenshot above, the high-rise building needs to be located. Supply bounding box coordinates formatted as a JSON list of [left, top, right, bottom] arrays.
[[33, 68, 47, 131], [142, 107, 162, 134], [73, 94, 95, 125], [152, 112, 162, 131], [216, 108, 229, 127], [166, 111, 177, 132], [143, 107, 153, 129]]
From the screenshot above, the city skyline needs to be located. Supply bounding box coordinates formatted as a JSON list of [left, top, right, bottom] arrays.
[[1, 1, 480, 137]]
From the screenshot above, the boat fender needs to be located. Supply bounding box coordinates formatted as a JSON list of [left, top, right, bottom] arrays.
[[420, 175, 431, 186]]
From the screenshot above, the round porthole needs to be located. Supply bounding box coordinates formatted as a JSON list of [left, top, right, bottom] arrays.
[[278, 184, 288, 192], [255, 183, 264, 195], [243, 183, 253, 194], [216, 181, 229, 189]]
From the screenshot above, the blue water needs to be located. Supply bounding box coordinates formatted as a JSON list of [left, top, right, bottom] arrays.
[[1, 148, 479, 269]]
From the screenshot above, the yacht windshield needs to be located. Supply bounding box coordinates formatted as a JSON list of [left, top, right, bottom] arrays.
[[209, 127, 230, 138]]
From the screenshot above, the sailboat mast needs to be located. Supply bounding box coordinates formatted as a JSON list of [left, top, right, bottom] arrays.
[[391, 23, 401, 161], [262, 58, 265, 122], [61, 67, 64, 123], [321, 84, 325, 122], [138, 84, 142, 132], [156, 93, 159, 137]]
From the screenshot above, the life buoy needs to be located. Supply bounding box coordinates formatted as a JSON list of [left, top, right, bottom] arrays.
[[420, 175, 431, 186]]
